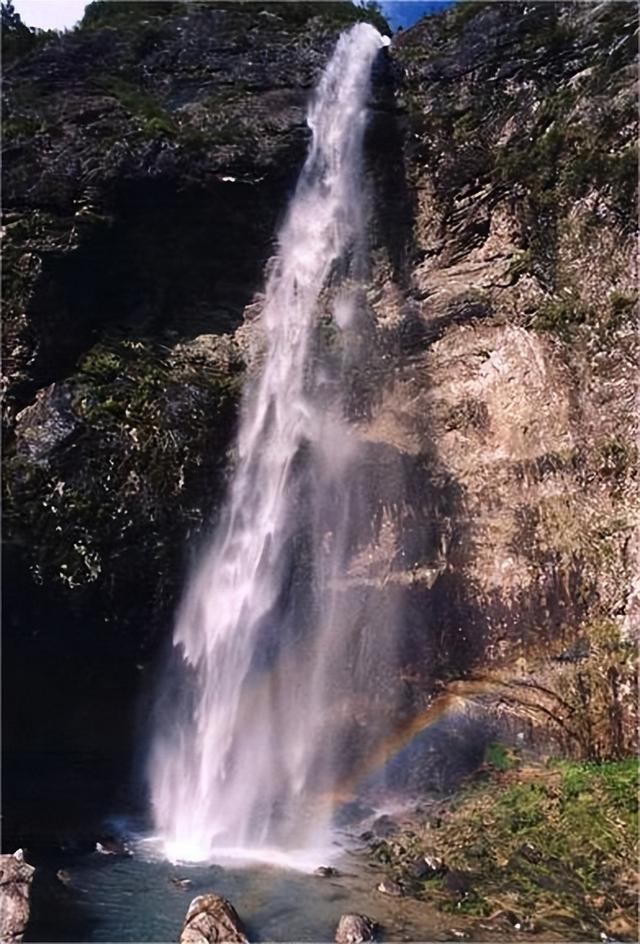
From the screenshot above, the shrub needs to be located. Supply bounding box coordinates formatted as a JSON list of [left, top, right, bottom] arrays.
[[533, 295, 588, 336], [80, 1, 182, 30], [1, 0, 58, 63]]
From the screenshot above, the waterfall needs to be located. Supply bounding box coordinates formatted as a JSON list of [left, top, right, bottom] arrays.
[[149, 23, 394, 865]]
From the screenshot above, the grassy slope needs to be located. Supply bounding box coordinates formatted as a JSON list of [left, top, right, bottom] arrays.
[[370, 753, 638, 941]]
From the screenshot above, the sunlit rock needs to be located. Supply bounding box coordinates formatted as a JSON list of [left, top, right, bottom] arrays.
[[335, 913, 376, 944], [179, 894, 248, 944], [0, 850, 35, 944]]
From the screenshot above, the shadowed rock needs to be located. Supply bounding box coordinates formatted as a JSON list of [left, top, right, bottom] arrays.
[[335, 913, 376, 944], [376, 877, 403, 897], [0, 850, 35, 943], [179, 894, 248, 944]]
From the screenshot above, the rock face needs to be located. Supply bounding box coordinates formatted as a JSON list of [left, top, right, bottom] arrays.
[[2, 0, 637, 844], [335, 913, 376, 944], [0, 851, 35, 943], [179, 894, 248, 944], [362, 0, 637, 760]]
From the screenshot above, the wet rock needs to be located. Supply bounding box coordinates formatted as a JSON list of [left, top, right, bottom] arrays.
[[552, 639, 590, 663], [335, 913, 376, 944], [315, 865, 340, 878], [376, 876, 403, 897], [518, 841, 541, 864], [14, 383, 81, 465], [442, 868, 473, 898], [407, 853, 445, 879], [170, 877, 193, 889], [371, 814, 398, 839], [95, 838, 131, 856], [334, 800, 376, 827], [55, 869, 72, 887], [180, 893, 248, 944], [0, 850, 35, 943]]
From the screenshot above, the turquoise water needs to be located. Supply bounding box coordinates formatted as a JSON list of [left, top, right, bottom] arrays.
[[25, 834, 444, 942]]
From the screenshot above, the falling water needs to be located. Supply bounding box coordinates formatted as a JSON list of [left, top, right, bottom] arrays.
[[149, 23, 397, 865]]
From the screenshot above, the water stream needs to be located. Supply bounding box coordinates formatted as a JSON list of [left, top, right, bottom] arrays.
[[149, 23, 400, 865]]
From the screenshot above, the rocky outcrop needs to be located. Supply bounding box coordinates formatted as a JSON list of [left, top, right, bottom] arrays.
[[0, 850, 35, 943], [335, 913, 376, 944], [355, 0, 638, 759], [179, 894, 248, 944]]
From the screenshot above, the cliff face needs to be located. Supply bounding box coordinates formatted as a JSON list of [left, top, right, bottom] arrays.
[[1, 0, 637, 840], [383, 0, 638, 756]]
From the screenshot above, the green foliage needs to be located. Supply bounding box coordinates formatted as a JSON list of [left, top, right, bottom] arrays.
[[4, 338, 243, 594], [93, 76, 177, 136], [534, 288, 637, 341], [381, 759, 639, 935], [206, 1, 389, 33], [607, 290, 636, 328], [527, 16, 578, 54], [494, 782, 547, 830], [533, 295, 588, 336], [485, 741, 519, 772], [563, 144, 638, 219], [75, 338, 241, 426], [79, 0, 390, 35], [508, 249, 535, 281], [495, 124, 564, 193], [80, 1, 183, 30], [1, 0, 58, 63], [597, 435, 637, 482], [2, 115, 42, 139], [446, 0, 493, 34]]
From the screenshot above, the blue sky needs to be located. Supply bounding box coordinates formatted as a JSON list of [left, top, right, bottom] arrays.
[[14, 0, 453, 33], [380, 1, 452, 30]]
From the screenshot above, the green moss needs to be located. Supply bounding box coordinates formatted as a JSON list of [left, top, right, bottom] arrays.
[[533, 287, 636, 342], [597, 435, 637, 481], [485, 741, 519, 772], [4, 337, 243, 595], [508, 249, 535, 281], [533, 295, 588, 336], [608, 290, 636, 326], [446, 0, 493, 34], [440, 891, 491, 917], [94, 76, 177, 136], [78, 347, 124, 383], [2, 115, 43, 139], [382, 759, 639, 935]]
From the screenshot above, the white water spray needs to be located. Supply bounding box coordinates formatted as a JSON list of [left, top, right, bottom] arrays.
[[149, 24, 395, 865]]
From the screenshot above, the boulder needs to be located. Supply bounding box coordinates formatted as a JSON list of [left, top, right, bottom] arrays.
[[0, 850, 35, 943], [335, 913, 376, 944], [179, 894, 248, 944], [376, 877, 403, 897], [407, 852, 445, 879]]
